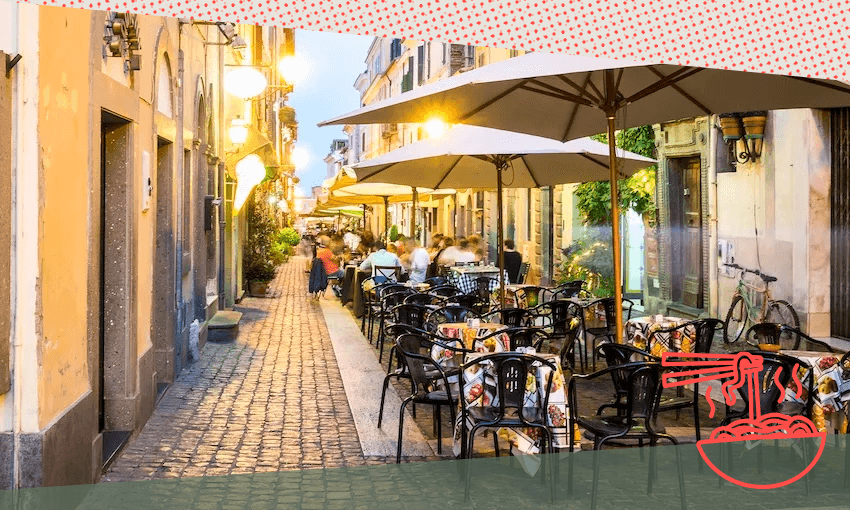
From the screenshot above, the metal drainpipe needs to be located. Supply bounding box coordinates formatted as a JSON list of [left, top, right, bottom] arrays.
[[216, 28, 226, 310], [176, 23, 185, 336]]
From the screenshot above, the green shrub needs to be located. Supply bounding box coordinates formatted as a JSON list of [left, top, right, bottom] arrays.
[[555, 227, 615, 297], [278, 227, 300, 247], [389, 224, 400, 242], [243, 202, 281, 283]]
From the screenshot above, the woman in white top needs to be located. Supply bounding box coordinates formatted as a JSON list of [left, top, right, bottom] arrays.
[[403, 239, 431, 283]]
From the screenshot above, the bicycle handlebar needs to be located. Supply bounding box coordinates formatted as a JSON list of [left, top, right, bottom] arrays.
[[722, 263, 776, 282]]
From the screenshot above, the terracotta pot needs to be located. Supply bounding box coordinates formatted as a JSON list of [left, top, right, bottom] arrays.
[[249, 281, 269, 296]]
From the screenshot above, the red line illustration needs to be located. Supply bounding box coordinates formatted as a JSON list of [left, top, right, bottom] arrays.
[[661, 352, 826, 489]]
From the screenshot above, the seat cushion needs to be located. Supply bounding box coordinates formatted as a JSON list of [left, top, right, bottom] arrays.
[[577, 415, 666, 438]]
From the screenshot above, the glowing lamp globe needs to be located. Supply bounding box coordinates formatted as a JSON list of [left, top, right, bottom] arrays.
[[424, 117, 448, 139], [224, 68, 268, 99], [232, 155, 268, 214], [228, 117, 248, 145]]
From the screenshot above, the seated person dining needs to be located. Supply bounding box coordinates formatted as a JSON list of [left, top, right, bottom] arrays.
[[316, 237, 344, 296], [359, 241, 405, 279]]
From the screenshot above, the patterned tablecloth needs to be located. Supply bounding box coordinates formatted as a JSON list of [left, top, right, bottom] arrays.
[[430, 323, 578, 473], [626, 316, 695, 357], [779, 350, 850, 434], [447, 266, 508, 295]]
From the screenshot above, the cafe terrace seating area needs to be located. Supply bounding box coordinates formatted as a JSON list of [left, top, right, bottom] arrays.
[[330, 259, 850, 475]]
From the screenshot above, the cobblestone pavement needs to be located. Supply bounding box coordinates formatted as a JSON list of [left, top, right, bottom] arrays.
[[104, 259, 415, 483]]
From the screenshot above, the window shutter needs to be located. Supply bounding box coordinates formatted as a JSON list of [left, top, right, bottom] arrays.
[[417, 45, 425, 86]]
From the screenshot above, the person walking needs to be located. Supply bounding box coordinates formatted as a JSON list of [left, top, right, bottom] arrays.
[[502, 239, 523, 284], [403, 239, 430, 284]]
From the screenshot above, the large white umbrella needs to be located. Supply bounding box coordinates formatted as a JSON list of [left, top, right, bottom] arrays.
[[351, 124, 655, 305], [321, 52, 850, 342]]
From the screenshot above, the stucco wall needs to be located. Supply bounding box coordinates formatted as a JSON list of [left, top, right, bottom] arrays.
[[37, 8, 93, 429]]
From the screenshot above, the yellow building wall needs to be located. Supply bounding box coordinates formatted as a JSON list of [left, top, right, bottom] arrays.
[[37, 8, 92, 428]]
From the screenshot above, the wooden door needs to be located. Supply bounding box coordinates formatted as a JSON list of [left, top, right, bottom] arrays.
[[831, 108, 850, 339], [668, 157, 704, 309]]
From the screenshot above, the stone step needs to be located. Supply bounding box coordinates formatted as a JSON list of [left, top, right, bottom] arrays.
[[207, 310, 243, 343]]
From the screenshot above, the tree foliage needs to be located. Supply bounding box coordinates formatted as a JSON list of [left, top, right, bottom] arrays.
[[558, 125, 657, 289], [575, 125, 657, 226], [243, 200, 282, 283]]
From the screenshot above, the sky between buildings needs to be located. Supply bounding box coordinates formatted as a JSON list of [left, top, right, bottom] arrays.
[[289, 29, 373, 196]]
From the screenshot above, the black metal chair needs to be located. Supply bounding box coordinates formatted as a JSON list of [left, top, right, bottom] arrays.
[[503, 327, 550, 351], [747, 322, 835, 352], [460, 352, 558, 500], [649, 318, 724, 442], [446, 293, 487, 314], [717, 350, 816, 491], [584, 298, 634, 371], [392, 334, 459, 463], [375, 265, 402, 282], [424, 276, 448, 287], [424, 305, 480, 332], [482, 307, 536, 328], [568, 360, 686, 510], [376, 291, 415, 360], [532, 300, 585, 372], [514, 285, 546, 309], [473, 276, 498, 303], [378, 325, 470, 432], [361, 276, 390, 339], [546, 280, 585, 301], [516, 262, 530, 284], [428, 285, 462, 299], [403, 293, 447, 307], [721, 351, 816, 425]]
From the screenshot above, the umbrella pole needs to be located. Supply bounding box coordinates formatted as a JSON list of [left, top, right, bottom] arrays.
[[607, 114, 624, 344], [496, 162, 506, 309], [362, 203, 366, 231], [383, 196, 390, 242], [411, 187, 418, 239]]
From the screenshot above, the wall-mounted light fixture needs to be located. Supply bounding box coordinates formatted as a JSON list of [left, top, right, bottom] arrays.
[[717, 111, 768, 167], [228, 116, 249, 146]]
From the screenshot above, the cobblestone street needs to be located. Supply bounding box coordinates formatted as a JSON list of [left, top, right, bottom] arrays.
[[104, 259, 371, 482]]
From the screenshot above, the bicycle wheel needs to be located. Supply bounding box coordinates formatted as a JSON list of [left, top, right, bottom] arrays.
[[723, 295, 748, 344], [766, 300, 801, 350]]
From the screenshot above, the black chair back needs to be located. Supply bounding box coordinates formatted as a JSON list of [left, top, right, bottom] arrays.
[[429, 285, 462, 298], [396, 334, 451, 395], [503, 327, 549, 351], [474, 277, 497, 301], [461, 352, 557, 427], [446, 293, 482, 309], [487, 307, 535, 328], [781, 325, 833, 352], [390, 304, 430, 330], [425, 306, 479, 331], [515, 286, 545, 308], [648, 318, 724, 354], [721, 351, 814, 425], [517, 263, 530, 284], [424, 276, 448, 287], [375, 265, 401, 281], [404, 293, 446, 307]]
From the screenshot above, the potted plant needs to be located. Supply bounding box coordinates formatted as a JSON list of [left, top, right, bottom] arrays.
[[243, 201, 281, 296]]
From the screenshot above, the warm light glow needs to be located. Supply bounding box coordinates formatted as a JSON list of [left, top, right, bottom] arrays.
[[291, 147, 309, 170], [424, 117, 448, 139], [228, 117, 248, 145], [268, 195, 278, 205], [233, 155, 267, 214], [277, 56, 306, 85], [224, 67, 268, 99], [278, 200, 290, 213]]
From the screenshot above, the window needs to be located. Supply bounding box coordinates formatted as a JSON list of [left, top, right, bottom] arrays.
[[390, 39, 403, 61], [361, 132, 366, 153], [372, 50, 382, 78], [426, 42, 431, 78], [402, 56, 414, 92], [509, 49, 519, 58], [478, 53, 486, 68], [417, 45, 425, 86], [442, 43, 446, 64]]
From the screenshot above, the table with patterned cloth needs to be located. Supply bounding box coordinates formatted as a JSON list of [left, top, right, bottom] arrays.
[[777, 350, 850, 434], [626, 316, 695, 357], [447, 266, 508, 295], [429, 323, 579, 472]]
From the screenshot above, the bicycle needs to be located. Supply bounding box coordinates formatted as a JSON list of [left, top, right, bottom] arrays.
[[722, 263, 800, 347]]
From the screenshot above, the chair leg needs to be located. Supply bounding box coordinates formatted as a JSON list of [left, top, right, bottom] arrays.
[[397, 397, 412, 464], [493, 429, 500, 457], [377, 373, 392, 429], [675, 444, 687, 510], [436, 405, 442, 455]]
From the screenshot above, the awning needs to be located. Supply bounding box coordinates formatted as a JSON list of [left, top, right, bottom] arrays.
[[225, 125, 280, 179]]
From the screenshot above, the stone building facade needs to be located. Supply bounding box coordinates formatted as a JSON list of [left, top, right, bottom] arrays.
[[0, 4, 295, 487]]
